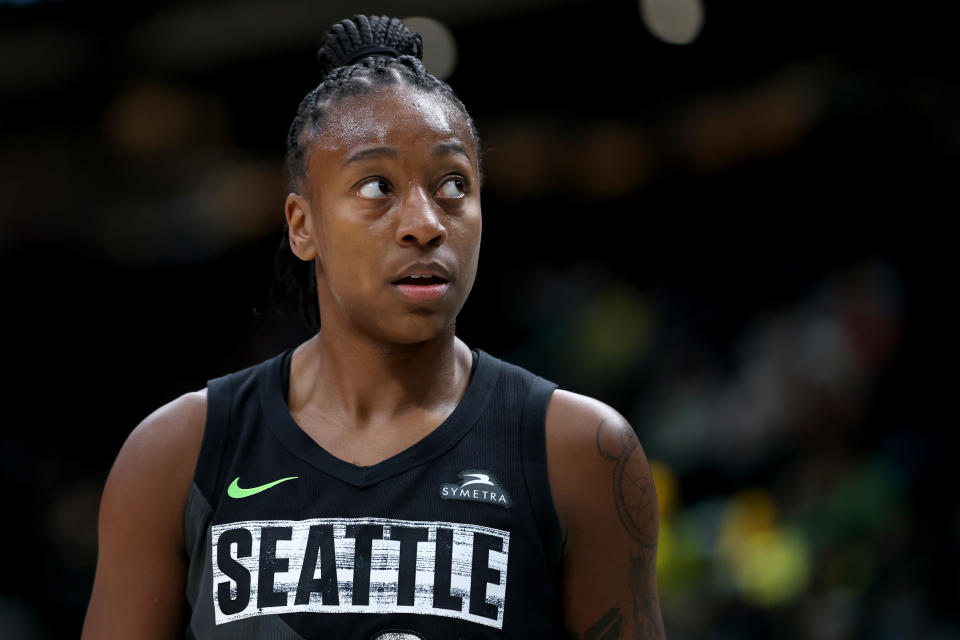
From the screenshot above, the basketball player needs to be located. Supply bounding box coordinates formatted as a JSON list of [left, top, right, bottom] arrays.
[[82, 15, 665, 640]]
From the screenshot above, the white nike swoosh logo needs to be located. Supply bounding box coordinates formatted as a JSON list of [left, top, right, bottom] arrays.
[[460, 473, 494, 488]]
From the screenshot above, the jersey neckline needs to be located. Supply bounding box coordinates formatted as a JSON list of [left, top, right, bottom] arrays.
[[259, 347, 500, 488]]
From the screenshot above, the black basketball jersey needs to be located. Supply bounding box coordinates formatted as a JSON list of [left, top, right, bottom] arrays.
[[183, 347, 564, 639]]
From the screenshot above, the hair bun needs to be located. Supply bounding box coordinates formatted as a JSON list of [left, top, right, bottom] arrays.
[[316, 15, 423, 77]]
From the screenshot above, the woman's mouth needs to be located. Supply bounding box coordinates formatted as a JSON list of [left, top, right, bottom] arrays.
[[391, 275, 450, 302]]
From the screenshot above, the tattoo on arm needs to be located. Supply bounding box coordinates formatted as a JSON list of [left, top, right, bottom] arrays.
[[596, 419, 666, 639], [568, 606, 624, 640]]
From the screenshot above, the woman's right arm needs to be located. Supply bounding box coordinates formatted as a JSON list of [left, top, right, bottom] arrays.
[[81, 390, 207, 640]]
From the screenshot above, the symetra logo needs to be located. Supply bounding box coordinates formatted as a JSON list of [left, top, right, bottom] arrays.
[[227, 476, 298, 499], [440, 470, 512, 508]]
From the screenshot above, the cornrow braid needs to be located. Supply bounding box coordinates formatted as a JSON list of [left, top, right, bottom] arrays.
[[277, 15, 481, 331]]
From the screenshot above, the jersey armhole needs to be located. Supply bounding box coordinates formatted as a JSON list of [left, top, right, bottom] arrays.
[[520, 375, 563, 587], [192, 373, 234, 512]]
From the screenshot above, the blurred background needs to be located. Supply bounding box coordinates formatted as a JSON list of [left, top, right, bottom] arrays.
[[0, 0, 953, 637]]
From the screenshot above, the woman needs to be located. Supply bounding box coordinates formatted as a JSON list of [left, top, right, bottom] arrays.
[[82, 15, 664, 639]]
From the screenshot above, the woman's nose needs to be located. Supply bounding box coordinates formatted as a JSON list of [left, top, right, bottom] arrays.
[[395, 185, 447, 248]]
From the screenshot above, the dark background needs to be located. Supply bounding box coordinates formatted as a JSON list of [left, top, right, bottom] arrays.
[[0, 0, 953, 637]]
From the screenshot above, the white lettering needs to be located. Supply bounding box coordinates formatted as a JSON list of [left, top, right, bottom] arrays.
[[211, 517, 509, 629]]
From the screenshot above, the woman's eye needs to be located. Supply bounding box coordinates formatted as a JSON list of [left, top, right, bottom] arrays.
[[358, 179, 391, 199], [437, 177, 466, 198]]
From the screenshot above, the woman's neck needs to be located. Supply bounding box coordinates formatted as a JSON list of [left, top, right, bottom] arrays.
[[288, 327, 472, 429]]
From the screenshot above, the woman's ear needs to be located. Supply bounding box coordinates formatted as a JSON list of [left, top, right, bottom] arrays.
[[285, 192, 317, 261]]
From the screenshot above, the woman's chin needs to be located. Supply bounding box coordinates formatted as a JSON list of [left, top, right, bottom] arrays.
[[377, 315, 456, 346]]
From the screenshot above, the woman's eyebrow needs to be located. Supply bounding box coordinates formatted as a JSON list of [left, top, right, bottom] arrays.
[[342, 142, 470, 167], [342, 146, 399, 167], [432, 142, 470, 160]]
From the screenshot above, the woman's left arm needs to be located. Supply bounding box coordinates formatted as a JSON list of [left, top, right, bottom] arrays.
[[545, 390, 666, 640]]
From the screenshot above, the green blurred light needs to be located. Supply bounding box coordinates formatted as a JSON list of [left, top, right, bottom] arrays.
[[732, 527, 811, 607], [570, 285, 654, 378]]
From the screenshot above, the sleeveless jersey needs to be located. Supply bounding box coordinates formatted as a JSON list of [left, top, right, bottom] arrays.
[[183, 348, 564, 639]]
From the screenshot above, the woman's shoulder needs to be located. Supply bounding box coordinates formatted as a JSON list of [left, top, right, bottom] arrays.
[[123, 389, 208, 469], [545, 389, 633, 441], [542, 387, 654, 530], [100, 389, 208, 545], [544, 388, 641, 475]]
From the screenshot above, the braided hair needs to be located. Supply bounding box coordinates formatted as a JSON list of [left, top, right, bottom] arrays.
[[276, 14, 480, 331]]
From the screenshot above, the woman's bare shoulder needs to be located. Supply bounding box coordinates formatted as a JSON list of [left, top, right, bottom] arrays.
[[544, 388, 635, 451], [123, 389, 208, 466], [101, 389, 208, 544], [113, 390, 208, 482], [543, 388, 653, 537]]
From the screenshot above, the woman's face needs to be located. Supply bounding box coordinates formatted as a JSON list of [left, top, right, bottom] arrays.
[[286, 83, 482, 345]]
